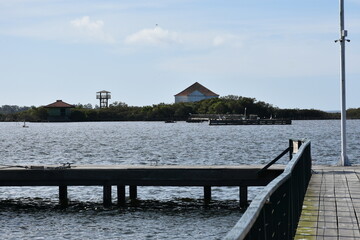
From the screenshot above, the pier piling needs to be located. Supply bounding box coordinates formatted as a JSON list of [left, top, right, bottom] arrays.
[[204, 186, 211, 203], [103, 185, 112, 207], [129, 185, 137, 200], [117, 185, 126, 206], [240, 186, 248, 208], [59, 185, 68, 207]]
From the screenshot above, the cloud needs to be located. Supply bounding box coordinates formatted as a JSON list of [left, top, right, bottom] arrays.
[[70, 16, 104, 31], [212, 34, 244, 47], [159, 35, 339, 79], [124, 26, 182, 46], [70, 16, 114, 43]]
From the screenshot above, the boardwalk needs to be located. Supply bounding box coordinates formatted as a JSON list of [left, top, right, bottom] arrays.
[[295, 166, 360, 240]]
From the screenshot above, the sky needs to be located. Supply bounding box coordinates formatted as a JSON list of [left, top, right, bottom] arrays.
[[0, 0, 359, 111]]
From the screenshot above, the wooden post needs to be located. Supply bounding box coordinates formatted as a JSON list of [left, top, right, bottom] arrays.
[[59, 185, 68, 207], [129, 185, 137, 200], [204, 186, 211, 203], [240, 186, 248, 208], [103, 185, 112, 207], [117, 185, 126, 206], [289, 139, 293, 160]]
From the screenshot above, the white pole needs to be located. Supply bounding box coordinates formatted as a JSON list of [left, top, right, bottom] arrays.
[[338, 0, 350, 166]]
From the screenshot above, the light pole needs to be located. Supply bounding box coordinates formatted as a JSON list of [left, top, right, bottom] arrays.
[[336, 0, 350, 166]]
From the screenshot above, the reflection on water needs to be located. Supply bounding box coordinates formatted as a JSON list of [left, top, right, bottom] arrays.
[[0, 120, 359, 239]]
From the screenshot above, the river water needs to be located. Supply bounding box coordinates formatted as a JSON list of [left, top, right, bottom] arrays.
[[0, 120, 359, 239]]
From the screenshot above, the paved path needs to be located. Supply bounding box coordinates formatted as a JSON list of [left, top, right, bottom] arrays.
[[295, 166, 360, 240]]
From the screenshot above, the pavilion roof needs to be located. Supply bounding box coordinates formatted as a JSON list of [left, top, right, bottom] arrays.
[[44, 100, 75, 108]]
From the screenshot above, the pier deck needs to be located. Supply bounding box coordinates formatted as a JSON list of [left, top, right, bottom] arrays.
[[295, 166, 360, 240], [0, 164, 283, 186], [0, 164, 284, 207], [209, 119, 291, 125]]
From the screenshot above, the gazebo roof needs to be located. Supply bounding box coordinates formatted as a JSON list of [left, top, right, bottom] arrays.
[[44, 100, 75, 108]]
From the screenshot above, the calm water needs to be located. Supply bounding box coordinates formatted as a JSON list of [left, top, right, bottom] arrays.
[[0, 120, 359, 239]]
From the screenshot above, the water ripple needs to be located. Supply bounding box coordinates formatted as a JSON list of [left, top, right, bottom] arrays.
[[0, 120, 359, 239]]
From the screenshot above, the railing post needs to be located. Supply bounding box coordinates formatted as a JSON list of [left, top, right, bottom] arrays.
[[249, 207, 267, 239], [289, 139, 293, 160], [264, 200, 273, 239], [285, 179, 292, 240]]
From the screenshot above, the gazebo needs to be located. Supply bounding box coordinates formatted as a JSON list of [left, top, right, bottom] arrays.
[[44, 100, 75, 121]]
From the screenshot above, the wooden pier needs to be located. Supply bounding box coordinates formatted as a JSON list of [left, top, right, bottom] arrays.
[[209, 119, 291, 125], [186, 114, 291, 125], [295, 166, 360, 240], [0, 165, 283, 207]]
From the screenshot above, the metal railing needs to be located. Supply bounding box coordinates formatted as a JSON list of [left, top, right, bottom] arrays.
[[224, 139, 311, 240], [96, 94, 111, 99]]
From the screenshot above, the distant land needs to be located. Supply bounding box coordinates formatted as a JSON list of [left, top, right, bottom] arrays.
[[1, 95, 360, 122], [325, 110, 341, 113]]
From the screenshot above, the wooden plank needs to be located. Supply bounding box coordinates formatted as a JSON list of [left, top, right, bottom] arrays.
[[317, 170, 337, 238], [295, 170, 321, 239]]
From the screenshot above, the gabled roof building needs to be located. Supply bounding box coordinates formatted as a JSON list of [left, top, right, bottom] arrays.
[[174, 82, 219, 103]]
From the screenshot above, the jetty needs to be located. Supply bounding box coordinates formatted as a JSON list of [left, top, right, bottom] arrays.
[[0, 139, 307, 239], [186, 114, 291, 125], [0, 164, 284, 208], [6, 139, 358, 239], [209, 119, 291, 125], [0, 140, 307, 208]]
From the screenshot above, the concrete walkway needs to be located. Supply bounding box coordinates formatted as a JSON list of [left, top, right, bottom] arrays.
[[295, 166, 360, 240]]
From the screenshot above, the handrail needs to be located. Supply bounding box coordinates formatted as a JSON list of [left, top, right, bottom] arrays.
[[257, 139, 304, 176], [224, 139, 311, 240], [257, 147, 290, 176]]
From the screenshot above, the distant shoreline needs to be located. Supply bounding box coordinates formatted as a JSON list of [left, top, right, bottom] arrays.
[[2, 95, 359, 122]]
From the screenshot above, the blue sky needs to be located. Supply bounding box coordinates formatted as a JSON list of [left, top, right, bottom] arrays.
[[0, 0, 359, 110]]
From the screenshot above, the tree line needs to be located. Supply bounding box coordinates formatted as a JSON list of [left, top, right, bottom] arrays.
[[1, 95, 358, 122]]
